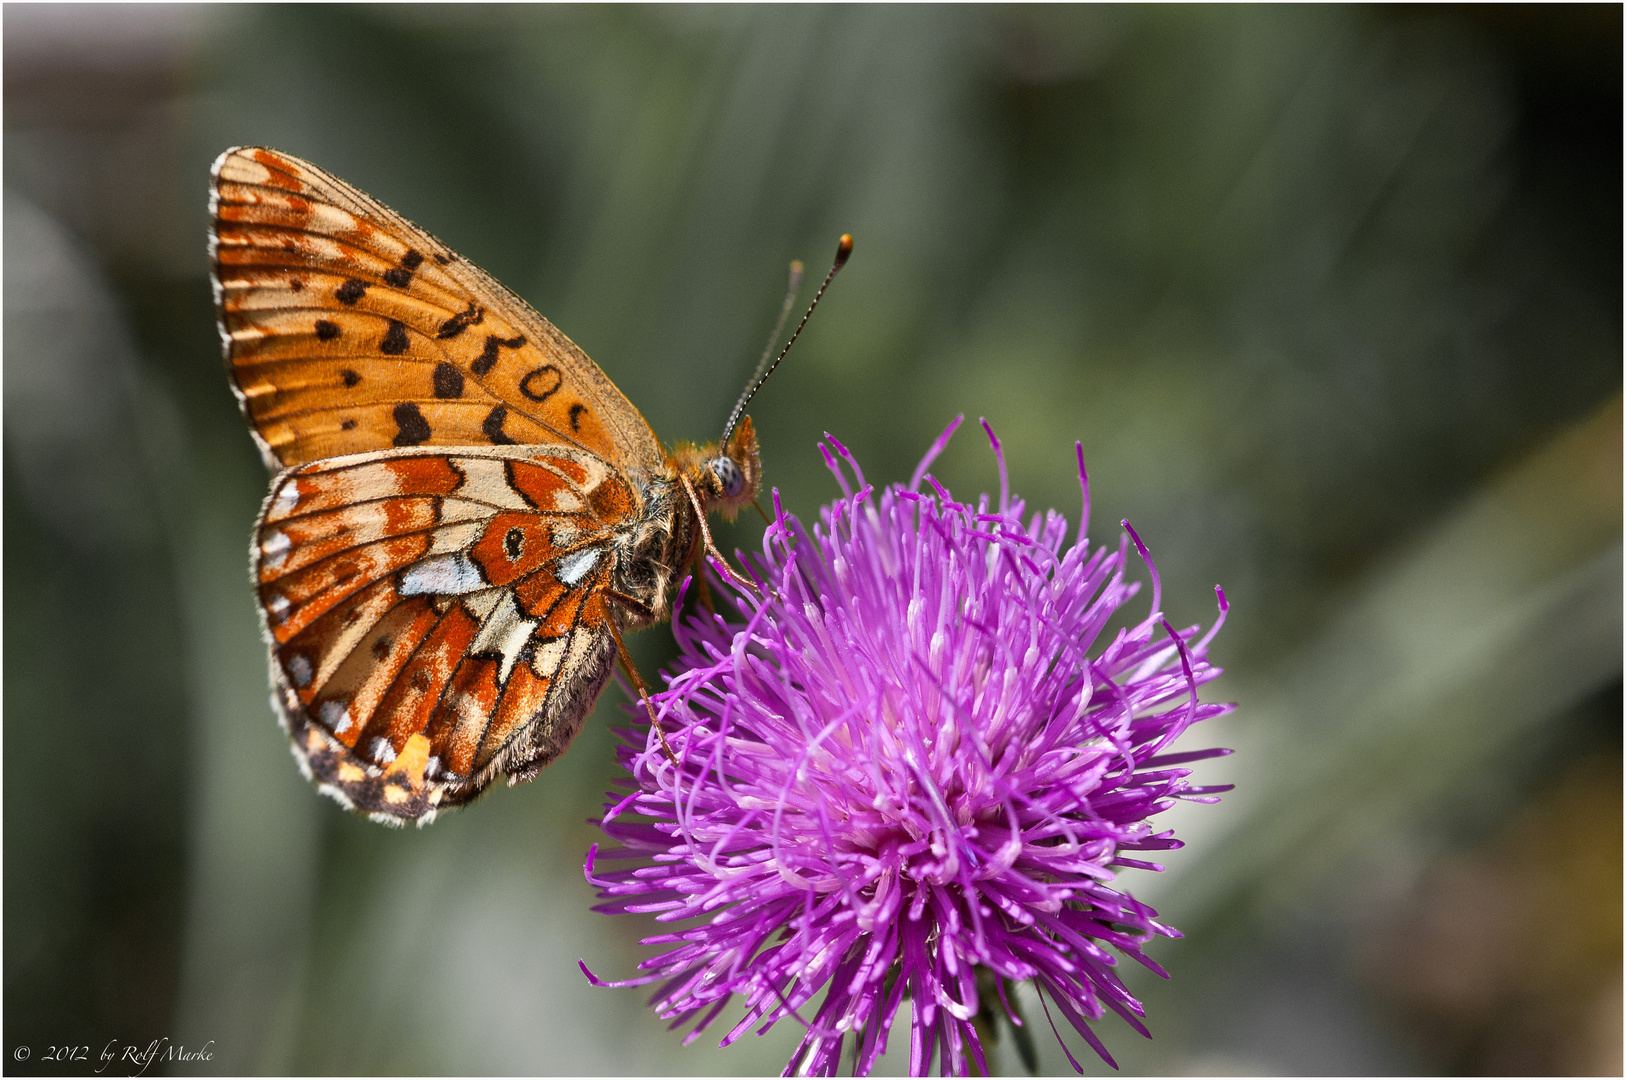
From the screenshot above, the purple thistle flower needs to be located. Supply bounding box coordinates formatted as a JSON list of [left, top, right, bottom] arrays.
[[581, 418, 1234, 1076]]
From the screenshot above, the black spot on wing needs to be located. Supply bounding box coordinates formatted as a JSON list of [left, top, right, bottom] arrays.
[[336, 278, 367, 304], [472, 334, 526, 376], [432, 363, 464, 399], [340, 369, 361, 388], [438, 302, 484, 339], [380, 320, 409, 355], [341, 419, 358, 431], [315, 319, 340, 341], [482, 405, 517, 445], [568, 403, 587, 432], [393, 403, 431, 446], [519, 365, 561, 402], [382, 249, 424, 288]]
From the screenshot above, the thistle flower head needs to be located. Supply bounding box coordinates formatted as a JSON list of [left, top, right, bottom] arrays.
[[583, 419, 1233, 1076]]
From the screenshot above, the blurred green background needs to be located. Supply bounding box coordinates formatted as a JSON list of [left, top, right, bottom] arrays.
[[5, 4, 1619, 1075]]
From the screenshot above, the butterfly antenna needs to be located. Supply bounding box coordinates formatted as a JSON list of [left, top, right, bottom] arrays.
[[743, 259, 804, 405], [720, 234, 852, 447]]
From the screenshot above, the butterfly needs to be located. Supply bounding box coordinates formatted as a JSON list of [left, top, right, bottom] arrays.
[[209, 146, 848, 826]]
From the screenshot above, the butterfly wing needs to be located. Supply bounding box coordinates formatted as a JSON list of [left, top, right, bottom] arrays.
[[209, 146, 663, 480], [255, 443, 652, 825]]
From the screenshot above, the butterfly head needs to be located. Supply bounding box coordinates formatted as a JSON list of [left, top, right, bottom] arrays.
[[670, 415, 761, 522]]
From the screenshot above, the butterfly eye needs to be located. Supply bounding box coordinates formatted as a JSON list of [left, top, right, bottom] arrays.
[[711, 456, 744, 498]]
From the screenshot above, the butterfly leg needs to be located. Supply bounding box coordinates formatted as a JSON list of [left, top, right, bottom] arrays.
[[690, 549, 717, 614], [693, 497, 769, 611], [602, 598, 682, 769], [678, 473, 758, 594]]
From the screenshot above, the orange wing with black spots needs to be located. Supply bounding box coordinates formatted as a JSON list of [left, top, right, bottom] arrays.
[[209, 146, 664, 480], [254, 444, 638, 825]]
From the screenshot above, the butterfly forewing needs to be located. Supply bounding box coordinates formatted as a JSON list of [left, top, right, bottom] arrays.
[[255, 445, 631, 824], [210, 146, 663, 478]]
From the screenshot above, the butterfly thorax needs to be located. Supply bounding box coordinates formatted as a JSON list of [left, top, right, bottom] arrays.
[[609, 474, 693, 629]]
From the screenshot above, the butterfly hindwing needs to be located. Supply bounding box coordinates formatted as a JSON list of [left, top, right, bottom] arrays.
[[255, 445, 636, 825], [210, 146, 664, 481]]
